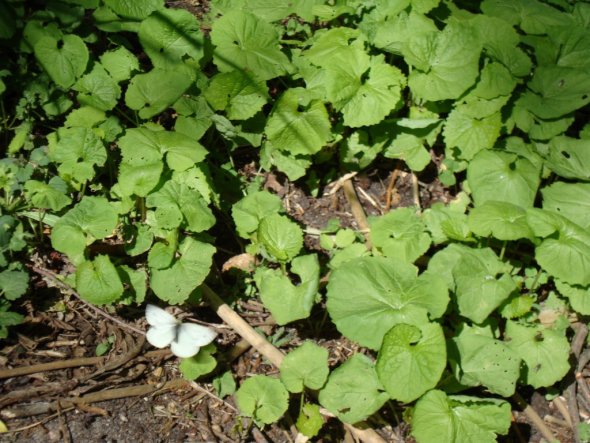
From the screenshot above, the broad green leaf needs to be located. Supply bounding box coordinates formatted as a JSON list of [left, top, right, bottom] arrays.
[[118, 265, 147, 304], [73, 63, 121, 111], [0, 1, 16, 38], [407, 22, 482, 101], [0, 270, 28, 300], [235, 375, 289, 426], [542, 182, 590, 229], [124, 223, 154, 256], [522, 66, 590, 119], [326, 256, 449, 350], [146, 180, 214, 233], [304, 27, 365, 68], [212, 371, 236, 398], [505, 320, 570, 388], [260, 142, 312, 181], [65, 107, 107, 129], [318, 354, 388, 424], [369, 207, 431, 263], [147, 229, 178, 270], [99, 46, 139, 82], [449, 325, 520, 397], [92, 5, 141, 33], [103, 0, 163, 19], [556, 280, 590, 316], [468, 201, 533, 240], [255, 254, 319, 325], [443, 109, 502, 160], [340, 130, 384, 170], [204, 70, 268, 120], [150, 238, 215, 304], [24, 178, 72, 212], [526, 209, 590, 286], [422, 194, 471, 244], [265, 88, 331, 156], [412, 390, 512, 443], [75, 255, 124, 304], [453, 251, 517, 324], [51, 197, 119, 265], [0, 310, 24, 338], [178, 344, 217, 379], [210, 10, 291, 80], [545, 136, 590, 180], [232, 191, 283, 238], [467, 150, 539, 208], [47, 127, 107, 186], [125, 68, 193, 119], [258, 214, 303, 262], [34, 34, 89, 88], [325, 53, 405, 128], [139, 8, 204, 68], [296, 403, 324, 438], [376, 322, 446, 403], [280, 341, 329, 392]]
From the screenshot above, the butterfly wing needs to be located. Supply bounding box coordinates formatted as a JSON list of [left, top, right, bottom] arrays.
[[170, 323, 217, 358], [145, 304, 178, 348], [145, 304, 177, 326]]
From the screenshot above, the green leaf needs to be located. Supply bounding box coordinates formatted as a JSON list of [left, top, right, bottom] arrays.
[[75, 255, 124, 305], [521, 66, 590, 119], [449, 325, 521, 397], [407, 22, 482, 101], [542, 182, 590, 229], [0, 270, 28, 300], [318, 354, 388, 424], [376, 322, 446, 403], [453, 249, 517, 324], [24, 178, 72, 212], [260, 142, 312, 181], [103, 0, 163, 19], [280, 341, 329, 392], [556, 280, 590, 316], [265, 88, 331, 156], [324, 53, 406, 128], [467, 150, 539, 208], [99, 46, 139, 82], [256, 254, 319, 325], [178, 344, 217, 379], [232, 191, 283, 238], [65, 107, 107, 129], [125, 68, 193, 119], [505, 320, 570, 388], [326, 256, 449, 350], [34, 34, 89, 89], [47, 127, 107, 186], [119, 265, 147, 304], [369, 207, 431, 263], [92, 5, 141, 33], [412, 390, 512, 443], [150, 237, 215, 304], [0, 310, 24, 334], [545, 136, 590, 180], [124, 223, 154, 256], [146, 180, 215, 233], [204, 70, 268, 120], [258, 214, 303, 262], [443, 109, 502, 160], [527, 209, 590, 286], [139, 8, 204, 68], [213, 371, 236, 398], [51, 197, 119, 265], [147, 229, 178, 270], [468, 201, 533, 241], [73, 63, 121, 111], [210, 10, 291, 81], [296, 403, 324, 438], [235, 375, 289, 426]]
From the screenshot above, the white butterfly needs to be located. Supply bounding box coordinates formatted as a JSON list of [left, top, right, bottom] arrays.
[[145, 304, 217, 358]]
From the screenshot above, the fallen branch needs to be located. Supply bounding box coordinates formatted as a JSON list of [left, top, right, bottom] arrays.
[[341, 178, 372, 249], [513, 392, 557, 443]]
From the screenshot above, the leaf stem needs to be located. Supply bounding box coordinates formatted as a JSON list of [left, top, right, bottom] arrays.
[[499, 240, 507, 261]]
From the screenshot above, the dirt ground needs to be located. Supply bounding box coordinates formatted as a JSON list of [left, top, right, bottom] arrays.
[[0, 164, 580, 443]]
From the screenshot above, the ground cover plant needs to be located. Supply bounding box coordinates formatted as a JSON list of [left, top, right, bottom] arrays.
[[1, 0, 590, 441]]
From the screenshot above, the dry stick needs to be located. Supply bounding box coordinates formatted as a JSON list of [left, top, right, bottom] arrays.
[[384, 161, 402, 211], [410, 172, 421, 210], [553, 396, 573, 429], [0, 349, 170, 380], [1, 379, 187, 419], [341, 178, 372, 249], [31, 266, 145, 336], [568, 323, 589, 443], [513, 392, 557, 443], [200, 284, 386, 443]]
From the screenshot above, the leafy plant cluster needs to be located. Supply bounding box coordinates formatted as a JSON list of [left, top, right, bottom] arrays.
[[1, 0, 590, 440]]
